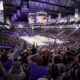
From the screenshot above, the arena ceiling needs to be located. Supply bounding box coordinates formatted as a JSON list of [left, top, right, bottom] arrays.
[[4, 0, 80, 17]]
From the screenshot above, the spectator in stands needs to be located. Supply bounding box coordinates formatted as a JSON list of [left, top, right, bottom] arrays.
[[0, 43, 80, 80], [1, 54, 13, 72], [23, 63, 29, 80], [32, 42, 37, 54], [51, 53, 66, 80], [63, 48, 73, 65], [27, 53, 49, 80], [9, 61, 25, 80], [75, 54, 80, 80], [0, 61, 8, 80], [42, 50, 49, 66]]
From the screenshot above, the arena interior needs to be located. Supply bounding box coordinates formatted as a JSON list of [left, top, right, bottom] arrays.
[[0, 0, 80, 80]]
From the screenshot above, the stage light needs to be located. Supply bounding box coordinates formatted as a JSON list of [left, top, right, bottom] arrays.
[[75, 13, 78, 18], [76, 26, 79, 30], [18, 23, 24, 28], [31, 26, 34, 30], [75, 9, 79, 18], [48, 15, 51, 23]]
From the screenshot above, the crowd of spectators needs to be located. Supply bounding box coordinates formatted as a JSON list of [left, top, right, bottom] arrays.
[[0, 43, 80, 80]]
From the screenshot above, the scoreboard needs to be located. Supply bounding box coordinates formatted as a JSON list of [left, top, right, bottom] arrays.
[[28, 11, 48, 25]]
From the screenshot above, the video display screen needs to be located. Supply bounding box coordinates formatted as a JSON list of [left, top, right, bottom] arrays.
[[36, 15, 47, 24], [28, 12, 48, 24]]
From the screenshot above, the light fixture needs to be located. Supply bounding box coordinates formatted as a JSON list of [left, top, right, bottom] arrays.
[[76, 26, 79, 30], [31, 26, 34, 30], [75, 9, 79, 18], [57, 13, 61, 23], [18, 23, 24, 29]]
